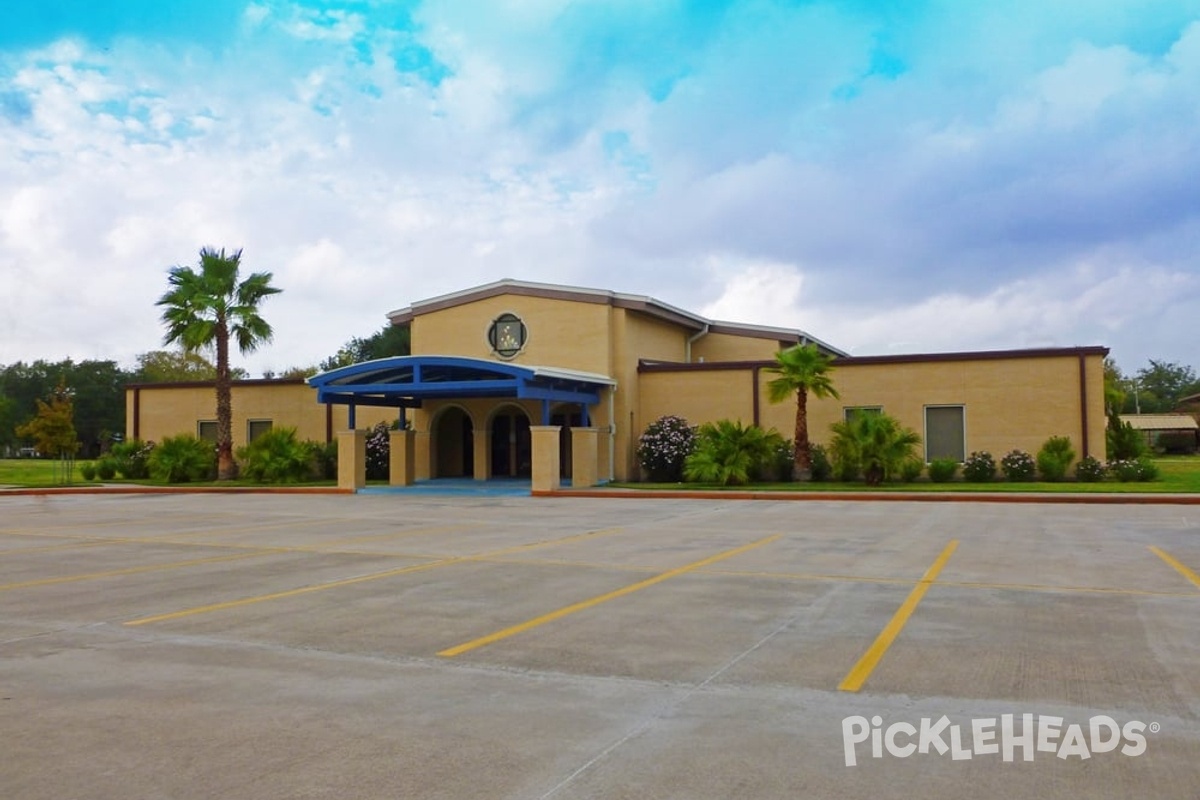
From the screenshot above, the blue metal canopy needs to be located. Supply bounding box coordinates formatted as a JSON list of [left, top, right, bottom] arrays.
[[307, 356, 613, 410]]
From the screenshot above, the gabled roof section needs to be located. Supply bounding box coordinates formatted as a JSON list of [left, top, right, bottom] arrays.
[[385, 278, 843, 354]]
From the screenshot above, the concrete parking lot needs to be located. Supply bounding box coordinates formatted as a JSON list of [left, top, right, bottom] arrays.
[[1, 493, 1197, 799]]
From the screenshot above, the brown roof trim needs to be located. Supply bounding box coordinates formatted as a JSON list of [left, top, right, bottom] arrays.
[[612, 297, 706, 331], [638, 345, 1110, 373], [831, 345, 1110, 366], [125, 377, 310, 390], [389, 283, 609, 324], [708, 323, 796, 342], [388, 281, 708, 332]]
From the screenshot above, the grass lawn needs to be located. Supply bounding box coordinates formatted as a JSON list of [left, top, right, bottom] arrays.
[[613, 456, 1200, 494], [0, 459, 336, 489]]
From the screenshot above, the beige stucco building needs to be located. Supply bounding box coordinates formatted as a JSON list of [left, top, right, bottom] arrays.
[[127, 279, 1108, 489]]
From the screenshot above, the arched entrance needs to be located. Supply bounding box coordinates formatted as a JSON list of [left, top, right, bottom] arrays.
[[490, 405, 531, 478], [433, 406, 474, 478]]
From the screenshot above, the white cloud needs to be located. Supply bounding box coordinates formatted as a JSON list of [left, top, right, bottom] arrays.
[[1, 2, 1199, 377]]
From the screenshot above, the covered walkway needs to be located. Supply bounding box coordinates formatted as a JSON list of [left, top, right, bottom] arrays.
[[307, 356, 614, 492]]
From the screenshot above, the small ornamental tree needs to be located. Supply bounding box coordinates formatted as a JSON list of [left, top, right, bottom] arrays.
[[636, 415, 697, 481], [15, 381, 79, 484]]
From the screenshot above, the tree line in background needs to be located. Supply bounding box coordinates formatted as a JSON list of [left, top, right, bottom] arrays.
[[1104, 358, 1200, 414], [0, 324, 409, 459]]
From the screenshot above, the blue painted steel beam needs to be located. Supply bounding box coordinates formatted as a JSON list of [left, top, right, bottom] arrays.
[[317, 392, 423, 408], [517, 385, 601, 404], [324, 379, 519, 396]]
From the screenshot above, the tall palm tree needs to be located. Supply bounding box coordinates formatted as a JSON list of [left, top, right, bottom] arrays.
[[765, 343, 840, 481], [157, 248, 281, 480]]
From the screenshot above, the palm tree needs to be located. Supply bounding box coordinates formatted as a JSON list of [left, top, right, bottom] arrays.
[[157, 247, 281, 480], [683, 419, 782, 486], [765, 343, 839, 480], [829, 412, 921, 486]]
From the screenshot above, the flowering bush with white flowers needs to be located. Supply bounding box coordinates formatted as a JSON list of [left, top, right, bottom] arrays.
[[1000, 449, 1036, 482], [1108, 457, 1160, 482], [962, 451, 997, 482], [366, 421, 391, 480], [1074, 455, 1107, 482], [637, 415, 697, 481]]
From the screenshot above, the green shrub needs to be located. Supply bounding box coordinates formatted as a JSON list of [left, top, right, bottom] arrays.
[[96, 459, 117, 480], [637, 415, 697, 482], [1109, 457, 1160, 482], [751, 436, 794, 482], [928, 458, 958, 483], [832, 453, 860, 482], [237, 427, 314, 483], [809, 444, 833, 482], [79, 462, 97, 481], [962, 451, 997, 482], [1156, 431, 1197, 455], [1106, 415, 1145, 461], [306, 440, 338, 480], [1074, 456, 1106, 482], [899, 457, 924, 483], [684, 420, 779, 486], [1000, 450, 1036, 481], [149, 434, 216, 483], [828, 412, 921, 486], [1036, 436, 1076, 482], [110, 439, 155, 479]]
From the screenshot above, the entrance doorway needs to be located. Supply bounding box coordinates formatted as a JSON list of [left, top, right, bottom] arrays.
[[490, 407, 531, 477], [550, 407, 583, 479], [434, 407, 474, 477]]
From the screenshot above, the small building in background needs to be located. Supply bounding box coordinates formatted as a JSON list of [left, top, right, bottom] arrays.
[[1119, 413, 1200, 454]]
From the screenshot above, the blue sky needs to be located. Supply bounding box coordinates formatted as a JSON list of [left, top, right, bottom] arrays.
[[2, 0, 1199, 375]]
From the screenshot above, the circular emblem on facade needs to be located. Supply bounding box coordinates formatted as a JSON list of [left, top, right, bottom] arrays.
[[488, 313, 527, 358]]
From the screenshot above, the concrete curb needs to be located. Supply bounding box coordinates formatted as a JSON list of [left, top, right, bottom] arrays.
[[533, 488, 1200, 504]]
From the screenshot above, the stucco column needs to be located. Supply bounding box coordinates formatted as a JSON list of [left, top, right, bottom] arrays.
[[389, 429, 416, 487], [473, 427, 491, 481], [414, 429, 431, 480], [529, 425, 561, 493], [337, 429, 366, 491], [570, 427, 600, 488]]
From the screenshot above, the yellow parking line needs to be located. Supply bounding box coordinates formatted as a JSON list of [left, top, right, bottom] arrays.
[[438, 534, 782, 658], [1150, 546, 1200, 591], [838, 540, 958, 693], [124, 526, 633, 626], [124, 559, 458, 626], [0, 551, 279, 593]]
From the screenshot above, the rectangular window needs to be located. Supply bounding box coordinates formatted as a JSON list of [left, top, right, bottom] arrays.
[[843, 406, 883, 424], [247, 419, 273, 442], [925, 405, 965, 462], [197, 421, 218, 443]]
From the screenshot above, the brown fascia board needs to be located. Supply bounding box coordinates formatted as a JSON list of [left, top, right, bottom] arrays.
[[385, 279, 708, 331], [125, 377, 310, 390], [638, 345, 1111, 372]]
